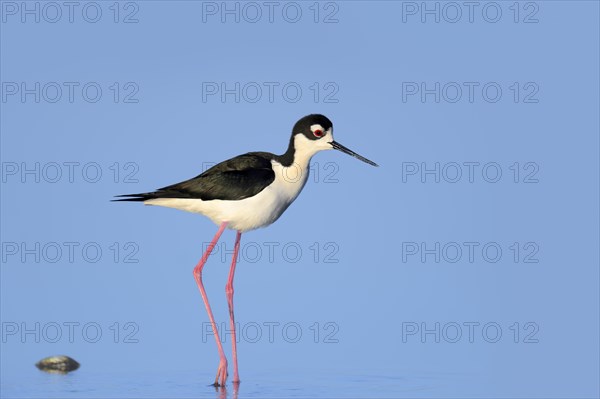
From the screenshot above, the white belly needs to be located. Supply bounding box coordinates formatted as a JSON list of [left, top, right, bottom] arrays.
[[146, 160, 309, 232]]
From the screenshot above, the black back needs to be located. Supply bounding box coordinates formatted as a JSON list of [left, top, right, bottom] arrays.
[[114, 152, 275, 202]]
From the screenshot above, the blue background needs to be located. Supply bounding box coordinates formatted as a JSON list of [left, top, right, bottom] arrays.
[[1, 1, 599, 397]]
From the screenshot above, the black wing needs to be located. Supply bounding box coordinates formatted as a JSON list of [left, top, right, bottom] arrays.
[[113, 152, 275, 202]]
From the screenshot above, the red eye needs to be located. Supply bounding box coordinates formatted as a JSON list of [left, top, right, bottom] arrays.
[[313, 129, 324, 137]]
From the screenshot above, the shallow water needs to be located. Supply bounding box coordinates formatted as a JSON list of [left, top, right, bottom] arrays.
[[1, 368, 473, 398]]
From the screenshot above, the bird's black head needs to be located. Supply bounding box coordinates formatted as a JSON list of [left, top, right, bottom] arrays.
[[288, 114, 378, 167], [292, 114, 334, 141]]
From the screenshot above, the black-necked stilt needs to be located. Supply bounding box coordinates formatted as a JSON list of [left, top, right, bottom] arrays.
[[114, 114, 377, 387]]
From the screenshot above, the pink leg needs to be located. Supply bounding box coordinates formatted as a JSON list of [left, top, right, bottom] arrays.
[[193, 221, 229, 387], [226, 231, 242, 384]]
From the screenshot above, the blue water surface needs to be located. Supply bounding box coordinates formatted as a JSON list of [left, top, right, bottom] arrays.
[[1, 1, 599, 398]]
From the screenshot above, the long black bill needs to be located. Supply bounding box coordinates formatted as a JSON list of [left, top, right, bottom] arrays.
[[330, 141, 378, 167]]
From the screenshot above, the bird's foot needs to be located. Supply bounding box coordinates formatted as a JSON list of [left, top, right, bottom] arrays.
[[213, 359, 228, 387]]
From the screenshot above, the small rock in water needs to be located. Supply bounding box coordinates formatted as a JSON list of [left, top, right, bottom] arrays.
[[35, 355, 80, 373]]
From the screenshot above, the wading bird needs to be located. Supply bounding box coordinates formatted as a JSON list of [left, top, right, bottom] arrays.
[[114, 114, 377, 387]]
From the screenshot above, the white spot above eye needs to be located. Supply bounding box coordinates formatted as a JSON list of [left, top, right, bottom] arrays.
[[310, 124, 333, 139], [310, 124, 324, 133]]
